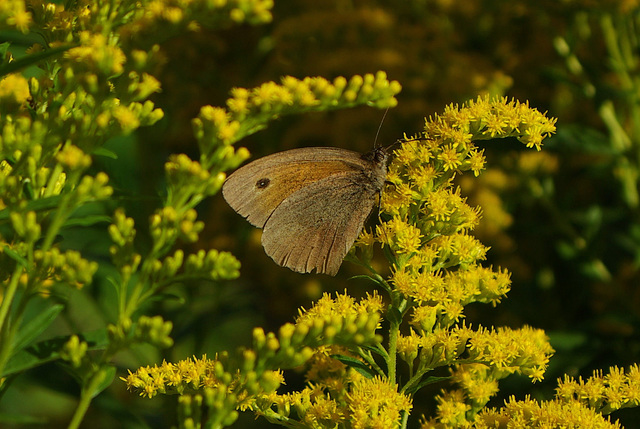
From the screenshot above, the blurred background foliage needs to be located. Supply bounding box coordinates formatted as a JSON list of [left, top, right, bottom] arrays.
[[4, 0, 640, 427]]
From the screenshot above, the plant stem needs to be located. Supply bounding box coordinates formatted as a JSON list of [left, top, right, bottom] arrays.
[[387, 318, 399, 386], [0, 264, 25, 377], [67, 370, 105, 429]]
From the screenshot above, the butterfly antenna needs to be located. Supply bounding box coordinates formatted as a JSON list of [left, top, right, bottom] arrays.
[[373, 107, 390, 149]]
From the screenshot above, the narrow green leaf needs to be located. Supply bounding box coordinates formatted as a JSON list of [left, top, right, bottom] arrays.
[[93, 147, 119, 160], [0, 411, 49, 425], [0, 42, 10, 59], [62, 215, 111, 228], [12, 304, 64, 353], [2, 337, 66, 377], [2, 329, 110, 377], [0, 44, 76, 77], [331, 354, 377, 378], [405, 375, 450, 395], [347, 275, 375, 282]]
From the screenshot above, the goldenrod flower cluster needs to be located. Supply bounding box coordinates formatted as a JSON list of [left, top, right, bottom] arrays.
[[419, 366, 636, 428], [556, 364, 640, 414], [124, 294, 384, 418], [469, 396, 623, 429], [118, 0, 274, 43], [262, 346, 412, 428], [122, 355, 224, 398], [363, 97, 557, 330], [123, 97, 560, 427], [275, 371, 412, 429], [193, 72, 401, 169]]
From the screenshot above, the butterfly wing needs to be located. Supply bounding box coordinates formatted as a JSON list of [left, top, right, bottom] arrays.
[[261, 173, 381, 275], [223, 146, 388, 275], [222, 147, 366, 228]]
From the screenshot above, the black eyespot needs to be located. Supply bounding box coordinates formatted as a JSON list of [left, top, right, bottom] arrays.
[[256, 178, 270, 189]]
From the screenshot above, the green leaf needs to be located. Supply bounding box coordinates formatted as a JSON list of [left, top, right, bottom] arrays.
[[2, 337, 66, 378], [93, 147, 119, 160], [0, 44, 76, 77], [0, 196, 64, 221], [331, 354, 377, 378], [347, 274, 375, 283], [88, 365, 117, 398], [386, 307, 404, 324], [0, 410, 49, 425], [62, 215, 112, 228], [12, 304, 64, 353], [0, 42, 10, 59], [405, 375, 450, 395], [2, 329, 109, 377]]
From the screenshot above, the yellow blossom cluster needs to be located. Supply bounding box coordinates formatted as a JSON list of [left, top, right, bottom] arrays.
[[354, 96, 557, 345], [417, 358, 623, 428], [118, 0, 274, 41], [0, 74, 30, 108], [396, 325, 552, 382], [392, 264, 510, 328], [122, 355, 223, 398], [347, 374, 413, 429], [65, 32, 125, 75], [273, 366, 412, 429], [194, 72, 401, 161], [470, 396, 623, 429], [556, 364, 640, 414], [295, 290, 385, 326], [27, 0, 91, 42], [467, 325, 553, 381], [124, 295, 385, 408]]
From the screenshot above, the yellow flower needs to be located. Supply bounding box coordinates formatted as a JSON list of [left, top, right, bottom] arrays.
[[65, 32, 126, 76], [0, 74, 30, 105], [425, 189, 454, 221], [434, 389, 470, 426], [347, 375, 412, 429], [113, 105, 141, 133], [467, 148, 486, 176], [438, 144, 463, 171], [397, 332, 421, 363], [56, 145, 91, 171], [7, 9, 31, 33]]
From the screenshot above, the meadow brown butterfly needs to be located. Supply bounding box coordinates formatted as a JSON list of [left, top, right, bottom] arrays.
[[222, 146, 388, 275]]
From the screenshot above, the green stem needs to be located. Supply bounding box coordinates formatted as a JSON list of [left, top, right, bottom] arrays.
[[0, 265, 24, 376], [387, 317, 400, 386], [400, 409, 409, 429], [67, 370, 105, 429], [401, 365, 434, 395], [358, 348, 386, 377], [0, 264, 23, 336], [42, 163, 65, 198], [41, 193, 73, 252]]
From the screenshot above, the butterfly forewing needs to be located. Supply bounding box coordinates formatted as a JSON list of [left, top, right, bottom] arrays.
[[222, 148, 368, 228]]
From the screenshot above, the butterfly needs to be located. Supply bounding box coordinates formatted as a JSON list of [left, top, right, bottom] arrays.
[[222, 145, 389, 275]]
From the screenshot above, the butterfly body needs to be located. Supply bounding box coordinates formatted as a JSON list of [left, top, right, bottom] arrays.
[[222, 146, 388, 275]]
